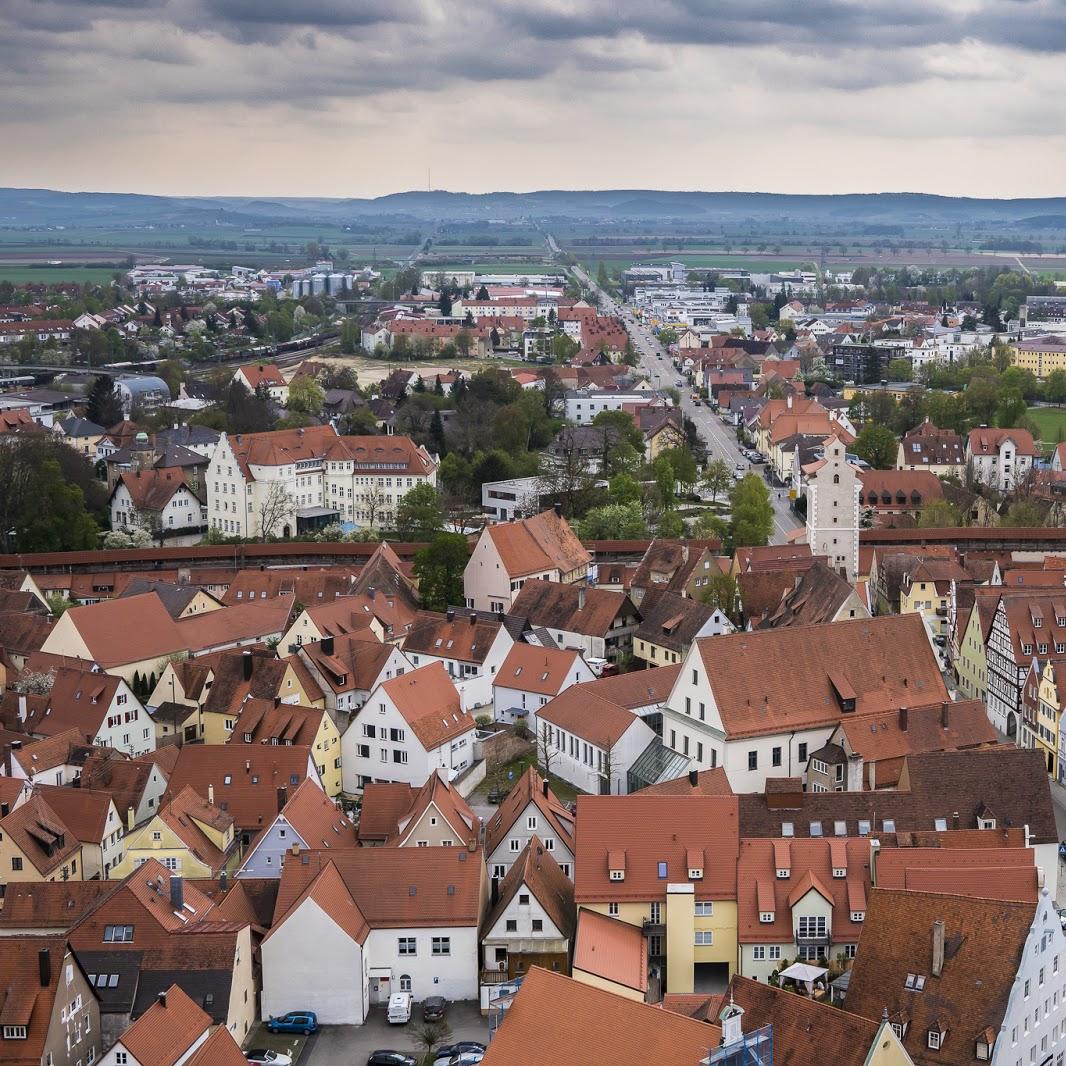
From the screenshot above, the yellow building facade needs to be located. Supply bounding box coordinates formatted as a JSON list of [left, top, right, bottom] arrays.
[[954, 606, 990, 703], [1037, 659, 1064, 780]]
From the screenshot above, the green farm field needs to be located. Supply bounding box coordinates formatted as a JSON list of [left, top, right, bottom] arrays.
[[0, 265, 123, 284]]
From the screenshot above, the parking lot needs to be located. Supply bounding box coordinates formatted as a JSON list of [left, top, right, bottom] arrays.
[[304, 1001, 489, 1066]]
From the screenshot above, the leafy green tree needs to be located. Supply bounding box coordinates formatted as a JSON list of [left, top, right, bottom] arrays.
[[657, 328, 678, 347], [592, 409, 645, 453], [1002, 499, 1047, 527], [340, 318, 361, 354], [1045, 369, 1066, 405], [730, 474, 774, 548], [996, 386, 1027, 429], [608, 473, 641, 505], [287, 376, 324, 416], [413, 533, 469, 611], [577, 502, 649, 540], [886, 357, 913, 382], [156, 359, 185, 399], [652, 454, 676, 511], [658, 446, 699, 493], [394, 483, 443, 540], [748, 303, 770, 330], [0, 440, 99, 552], [697, 572, 737, 616], [693, 511, 730, 545], [853, 424, 898, 469], [701, 459, 733, 502], [658, 510, 685, 537], [917, 499, 964, 528]]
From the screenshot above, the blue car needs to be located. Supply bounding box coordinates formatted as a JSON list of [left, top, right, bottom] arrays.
[[266, 1011, 318, 1035]]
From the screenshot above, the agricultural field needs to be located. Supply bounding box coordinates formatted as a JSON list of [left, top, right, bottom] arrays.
[[0, 265, 123, 284], [1026, 406, 1066, 451], [420, 261, 553, 274]]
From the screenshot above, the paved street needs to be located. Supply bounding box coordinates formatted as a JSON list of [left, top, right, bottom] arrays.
[[304, 1002, 489, 1066], [570, 262, 803, 544]]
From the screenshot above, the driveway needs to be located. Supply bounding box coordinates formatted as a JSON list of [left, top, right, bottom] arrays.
[[304, 1001, 489, 1066]]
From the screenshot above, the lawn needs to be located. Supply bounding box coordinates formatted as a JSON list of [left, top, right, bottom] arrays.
[[0, 265, 123, 284], [1026, 406, 1066, 451], [480, 752, 583, 805]]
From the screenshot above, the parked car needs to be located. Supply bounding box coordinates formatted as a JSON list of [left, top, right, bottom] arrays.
[[266, 1012, 318, 1035], [436, 1043, 486, 1058], [733, 464, 746, 480], [422, 996, 449, 1022], [387, 991, 413, 1024], [367, 1053, 417, 1066], [246, 1053, 293, 1066], [432, 1053, 484, 1066]]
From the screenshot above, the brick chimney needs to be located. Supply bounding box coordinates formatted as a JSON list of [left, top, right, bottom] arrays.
[[932, 919, 945, 977]]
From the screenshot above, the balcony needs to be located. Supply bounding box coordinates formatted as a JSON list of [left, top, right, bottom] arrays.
[[794, 932, 830, 948], [642, 917, 666, 936]]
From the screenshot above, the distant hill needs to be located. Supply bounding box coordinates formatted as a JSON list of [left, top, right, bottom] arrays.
[[4, 186, 1066, 227]]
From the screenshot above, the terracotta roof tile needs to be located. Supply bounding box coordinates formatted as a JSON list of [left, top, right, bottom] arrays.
[[510, 579, 635, 639], [493, 644, 586, 698], [573, 908, 647, 992], [845, 889, 1036, 1066], [378, 662, 474, 751], [403, 609, 504, 665], [273, 777, 358, 851], [638, 768, 733, 796], [48, 593, 185, 668], [480, 966, 719, 1066], [484, 509, 590, 579], [485, 836, 575, 942], [116, 982, 211, 1066], [575, 795, 738, 903], [968, 426, 1038, 456], [485, 766, 575, 857], [695, 614, 947, 739], [0, 936, 76, 1065]]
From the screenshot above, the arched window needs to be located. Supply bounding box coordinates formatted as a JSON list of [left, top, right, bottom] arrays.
[[399, 975, 412, 992], [833, 474, 840, 485]]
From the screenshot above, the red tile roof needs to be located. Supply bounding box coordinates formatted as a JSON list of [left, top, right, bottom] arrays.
[[480, 967, 719, 1066], [493, 643, 586, 697], [484, 510, 590, 579], [115, 982, 211, 1066], [694, 614, 948, 739], [52, 593, 185, 668], [485, 766, 575, 858], [574, 795, 738, 903], [378, 662, 474, 751], [968, 426, 1038, 457], [0, 936, 78, 1066], [573, 908, 647, 992]]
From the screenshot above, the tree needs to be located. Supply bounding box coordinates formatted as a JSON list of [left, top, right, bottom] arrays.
[[538, 720, 558, 779], [438, 291, 453, 316], [86, 374, 123, 427], [996, 386, 1027, 429], [287, 376, 324, 416], [255, 481, 295, 540], [918, 499, 965, 528], [1002, 499, 1047, 527], [853, 424, 898, 469], [413, 1020, 453, 1062], [658, 510, 685, 537], [886, 357, 913, 382], [701, 459, 732, 502], [340, 318, 361, 354], [362, 482, 388, 530], [577, 502, 648, 540], [1045, 369, 1066, 405], [592, 409, 644, 454], [413, 533, 469, 612], [730, 474, 774, 548], [0, 439, 99, 553], [156, 359, 185, 399], [697, 572, 738, 617], [608, 472, 641, 505], [658, 446, 699, 494], [455, 329, 473, 358], [652, 454, 677, 511], [394, 483, 443, 540], [657, 328, 678, 348]]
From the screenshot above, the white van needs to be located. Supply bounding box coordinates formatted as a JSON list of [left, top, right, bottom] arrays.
[[387, 992, 413, 1024]]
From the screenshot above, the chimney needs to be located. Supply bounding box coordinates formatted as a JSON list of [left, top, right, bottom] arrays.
[[245, 759, 251, 773], [208, 783, 215, 805], [941, 701, 950, 729], [469, 611, 477, 626], [170, 875, 184, 911], [0, 802, 8, 818], [847, 752, 863, 792], [17, 694, 26, 721], [952, 810, 959, 831], [553, 502, 562, 517], [931, 919, 945, 977], [126, 805, 135, 831], [496, 609, 504, 623], [276, 786, 288, 813], [542, 778, 549, 798], [219, 870, 228, 892], [38, 948, 50, 988], [368, 586, 376, 601], [898, 706, 908, 732], [688, 768, 699, 787], [243, 649, 253, 681], [446, 607, 455, 623], [158, 989, 167, 1009], [321, 635, 334, 656], [578, 587, 586, 611]]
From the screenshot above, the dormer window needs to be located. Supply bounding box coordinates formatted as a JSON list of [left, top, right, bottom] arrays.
[[851, 911, 865, 922], [891, 1023, 907, 1040], [928, 1030, 944, 1050], [776, 868, 790, 879], [610, 870, 624, 882], [760, 911, 775, 923], [833, 867, 846, 879], [1023, 644, 1034, 655], [689, 868, 703, 880], [975, 1029, 994, 1060], [979, 817, 996, 829]]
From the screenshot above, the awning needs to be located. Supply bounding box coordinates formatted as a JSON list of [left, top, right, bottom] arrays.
[[368, 968, 392, 979]]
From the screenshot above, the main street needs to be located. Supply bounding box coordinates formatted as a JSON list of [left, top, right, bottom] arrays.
[[570, 262, 803, 545]]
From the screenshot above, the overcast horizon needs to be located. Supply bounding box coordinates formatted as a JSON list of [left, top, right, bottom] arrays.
[[5, 0, 1066, 199]]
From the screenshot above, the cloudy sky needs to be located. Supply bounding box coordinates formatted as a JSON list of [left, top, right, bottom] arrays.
[[3, 0, 1065, 198]]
